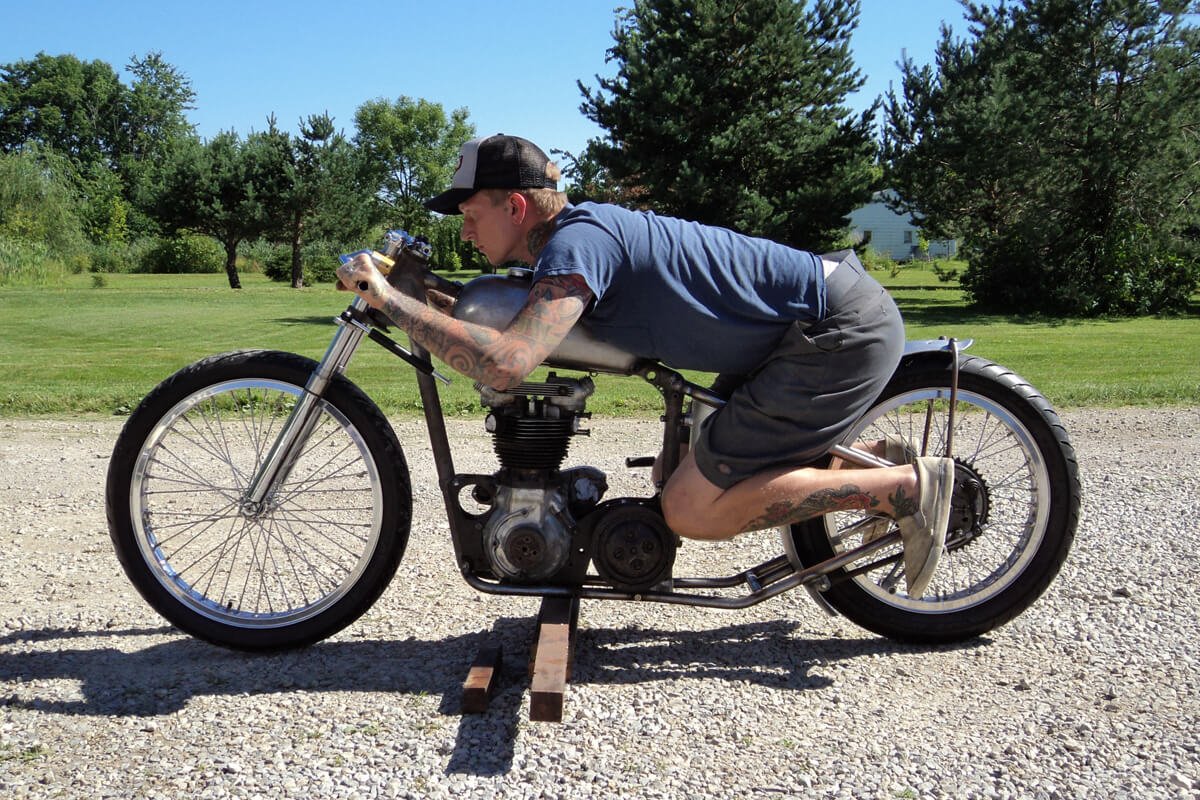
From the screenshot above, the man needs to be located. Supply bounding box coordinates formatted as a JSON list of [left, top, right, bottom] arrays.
[[338, 134, 954, 597]]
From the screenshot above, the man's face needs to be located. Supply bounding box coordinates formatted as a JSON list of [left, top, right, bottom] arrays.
[[459, 192, 521, 266]]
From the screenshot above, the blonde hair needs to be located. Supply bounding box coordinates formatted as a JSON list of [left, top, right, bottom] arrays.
[[481, 161, 568, 217]]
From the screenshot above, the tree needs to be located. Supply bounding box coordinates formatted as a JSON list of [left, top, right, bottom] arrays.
[[0, 51, 198, 240], [354, 97, 473, 230], [121, 52, 196, 166], [551, 143, 631, 205], [578, 0, 879, 250], [151, 123, 293, 288], [0, 53, 125, 170], [279, 114, 338, 286], [353, 96, 476, 266], [883, 0, 1200, 315], [274, 113, 377, 287], [120, 52, 197, 236]]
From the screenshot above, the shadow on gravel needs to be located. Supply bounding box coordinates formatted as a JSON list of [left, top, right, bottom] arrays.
[[0, 618, 986, 778]]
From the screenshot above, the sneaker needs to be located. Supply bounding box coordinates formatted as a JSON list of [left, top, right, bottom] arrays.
[[896, 456, 956, 598], [883, 433, 919, 466], [860, 435, 919, 543]]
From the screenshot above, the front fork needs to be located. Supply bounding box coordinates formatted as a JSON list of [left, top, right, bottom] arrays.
[[243, 297, 376, 508], [243, 291, 454, 512]]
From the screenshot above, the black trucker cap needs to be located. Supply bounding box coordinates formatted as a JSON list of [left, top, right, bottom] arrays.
[[423, 134, 558, 215]]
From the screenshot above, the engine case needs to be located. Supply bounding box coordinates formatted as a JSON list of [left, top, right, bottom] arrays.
[[482, 482, 573, 582]]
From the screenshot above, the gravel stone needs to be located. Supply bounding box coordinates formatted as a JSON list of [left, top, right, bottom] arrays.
[[1, 407, 1199, 799]]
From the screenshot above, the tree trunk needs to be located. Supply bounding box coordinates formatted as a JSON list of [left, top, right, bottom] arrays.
[[291, 211, 304, 289], [224, 240, 242, 289]]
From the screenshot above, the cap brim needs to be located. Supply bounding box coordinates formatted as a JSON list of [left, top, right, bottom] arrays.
[[423, 187, 477, 215]]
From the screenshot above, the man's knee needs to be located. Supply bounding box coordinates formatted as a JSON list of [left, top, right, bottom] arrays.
[[660, 484, 697, 537], [660, 480, 731, 540], [660, 452, 736, 539]]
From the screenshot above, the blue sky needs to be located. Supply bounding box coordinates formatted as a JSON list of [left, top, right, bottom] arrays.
[[1, 0, 972, 159]]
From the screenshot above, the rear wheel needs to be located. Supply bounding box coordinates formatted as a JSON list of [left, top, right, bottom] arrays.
[[106, 350, 411, 651], [787, 354, 1079, 643]]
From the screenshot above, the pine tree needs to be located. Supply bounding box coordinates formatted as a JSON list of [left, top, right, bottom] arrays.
[[579, 0, 878, 250], [883, 0, 1200, 315]]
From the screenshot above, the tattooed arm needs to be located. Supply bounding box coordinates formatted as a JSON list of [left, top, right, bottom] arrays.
[[337, 254, 591, 390]]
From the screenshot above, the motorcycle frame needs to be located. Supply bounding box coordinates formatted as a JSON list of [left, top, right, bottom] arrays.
[[248, 290, 966, 611]]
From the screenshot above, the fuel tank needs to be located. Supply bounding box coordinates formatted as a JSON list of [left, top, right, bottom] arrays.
[[451, 269, 644, 375]]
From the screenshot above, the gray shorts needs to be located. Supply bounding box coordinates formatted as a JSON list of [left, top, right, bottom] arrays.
[[693, 253, 905, 489]]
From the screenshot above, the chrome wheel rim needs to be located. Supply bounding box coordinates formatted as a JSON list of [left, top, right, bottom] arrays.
[[129, 379, 383, 629], [821, 387, 1051, 611]]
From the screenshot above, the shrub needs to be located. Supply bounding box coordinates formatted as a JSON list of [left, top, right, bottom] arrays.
[[256, 242, 294, 282], [140, 234, 224, 274], [89, 241, 132, 274], [931, 262, 960, 283], [302, 240, 343, 284], [0, 236, 69, 287], [0, 149, 89, 261], [858, 247, 894, 274], [259, 239, 346, 285], [963, 224, 1200, 315]]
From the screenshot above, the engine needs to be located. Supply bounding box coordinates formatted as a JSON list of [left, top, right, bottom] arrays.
[[468, 373, 678, 591], [477, 375, 606, 583]]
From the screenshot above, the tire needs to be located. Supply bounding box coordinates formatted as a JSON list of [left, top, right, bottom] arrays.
[[105, 350, 412, 651], [787, 353, 1079, 643]]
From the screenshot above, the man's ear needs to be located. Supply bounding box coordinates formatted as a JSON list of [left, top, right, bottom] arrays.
[[507, 191, 529, 225]]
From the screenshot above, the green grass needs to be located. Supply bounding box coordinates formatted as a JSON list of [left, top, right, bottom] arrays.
[[881, 261, 1200, 407], [0, 265, 1196, 418]]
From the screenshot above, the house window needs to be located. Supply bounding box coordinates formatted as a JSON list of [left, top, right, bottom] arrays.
[[903, 231, 913, 244]]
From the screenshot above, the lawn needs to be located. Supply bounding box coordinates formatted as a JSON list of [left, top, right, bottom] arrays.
[[0, 265, 1196, 418]]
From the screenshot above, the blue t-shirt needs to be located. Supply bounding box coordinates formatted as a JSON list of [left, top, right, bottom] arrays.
[[533, 202, 826, 375]]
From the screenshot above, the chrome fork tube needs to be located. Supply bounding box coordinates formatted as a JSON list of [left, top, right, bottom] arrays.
[[244, 298, 371, 507]]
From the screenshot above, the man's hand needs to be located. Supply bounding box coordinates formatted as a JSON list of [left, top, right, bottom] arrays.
[[336, 253, 388, 305], [386, 253, 429, 302]]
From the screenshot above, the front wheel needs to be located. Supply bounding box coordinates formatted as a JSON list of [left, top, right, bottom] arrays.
[[105, 350, 412, 651], [787, 354, 1080, 643]]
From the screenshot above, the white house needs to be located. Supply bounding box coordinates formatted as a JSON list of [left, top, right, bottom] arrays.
[[847, 191, 958, 260]]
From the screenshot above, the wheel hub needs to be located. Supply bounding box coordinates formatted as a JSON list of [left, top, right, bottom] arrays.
[[948, 458, 990, 550], [239, 496, 275, 519]]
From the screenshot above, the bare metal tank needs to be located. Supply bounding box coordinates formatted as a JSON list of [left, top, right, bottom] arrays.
[[451, 268, 643, 375]]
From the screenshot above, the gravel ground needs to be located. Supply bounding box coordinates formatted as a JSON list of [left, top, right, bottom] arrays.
[[1, 406, 1198, 800]]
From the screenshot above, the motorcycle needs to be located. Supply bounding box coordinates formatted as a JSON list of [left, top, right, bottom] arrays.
[[105, 230, 1080, 657]]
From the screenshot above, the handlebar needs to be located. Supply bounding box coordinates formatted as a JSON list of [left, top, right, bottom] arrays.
[[341, 230, 465, 300], [382, 229, 464, 299]]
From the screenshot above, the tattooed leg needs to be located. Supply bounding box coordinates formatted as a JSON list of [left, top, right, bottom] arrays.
[[740, 483, 882, 532], [661, 451, 919, 540]]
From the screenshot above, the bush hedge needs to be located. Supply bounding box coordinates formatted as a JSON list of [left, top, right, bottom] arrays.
[[140, 235, 224, 274]]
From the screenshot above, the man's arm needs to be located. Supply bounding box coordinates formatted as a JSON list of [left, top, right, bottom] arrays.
[[338, 255, 591, 389]]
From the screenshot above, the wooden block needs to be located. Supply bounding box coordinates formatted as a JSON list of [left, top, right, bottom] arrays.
[[462, 644, 503, 713], [529, 596, 579, 723]]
